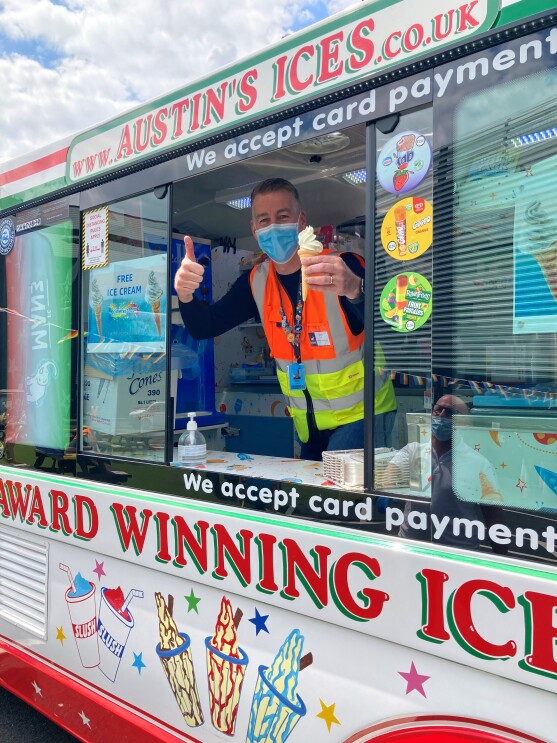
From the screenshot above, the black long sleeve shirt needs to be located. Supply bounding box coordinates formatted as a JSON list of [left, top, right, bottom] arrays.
[[179, 253, 365, 338]]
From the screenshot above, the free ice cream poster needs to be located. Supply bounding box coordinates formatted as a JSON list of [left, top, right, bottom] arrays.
[[513, 153, 557, 335], [87, 253, 167, 352]]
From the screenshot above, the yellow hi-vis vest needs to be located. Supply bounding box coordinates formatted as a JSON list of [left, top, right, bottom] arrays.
[[250, 259, 396, 443]]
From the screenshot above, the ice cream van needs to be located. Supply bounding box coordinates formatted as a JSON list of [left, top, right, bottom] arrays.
[[1, 1, 557, 741]]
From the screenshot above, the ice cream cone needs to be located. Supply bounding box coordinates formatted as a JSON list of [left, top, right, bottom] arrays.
[[479, 471, 503, 502], [534, 247, 557, 301], [247, 629, 307, 743], [297, 226, 323, 301], [155, 593, 204, 727], [206, 596, 248, 735], [298, 250, 315, 301], [150, 300, 161, 335], [147, 270, 163, 335], [94, 306, 102, 337]]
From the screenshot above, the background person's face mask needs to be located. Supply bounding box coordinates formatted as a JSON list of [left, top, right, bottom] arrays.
[[255, 222, 299, 264], [431, 416, 452, 441]]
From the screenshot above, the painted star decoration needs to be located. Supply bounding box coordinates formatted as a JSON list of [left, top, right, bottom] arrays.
[[79, 710, 91, 728], [32, 681, 42, 696], [516, 478, 527, 493], [316, 699, 340, 732], [93, 560, 106, 581], [249, 607, 269, 636], [398, 661, 430, 697], [132, 652, 146, 675], [56, 626, 67, 645], [184, 588, 201, 614]]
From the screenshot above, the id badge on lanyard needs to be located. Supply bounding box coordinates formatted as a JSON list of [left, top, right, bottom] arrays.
[[288, 362, 306, 391]]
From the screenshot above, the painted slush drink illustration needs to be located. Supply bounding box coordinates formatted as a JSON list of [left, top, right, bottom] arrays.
[[246, 629, 309, 743], [60, 564, 100, 668], [205, 595, 249, 735], [155, 592, 204, 727], [97, 585, 143, 681]]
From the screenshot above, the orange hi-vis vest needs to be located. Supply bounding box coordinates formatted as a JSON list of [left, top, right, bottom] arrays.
[[250, 255, 395, 442]]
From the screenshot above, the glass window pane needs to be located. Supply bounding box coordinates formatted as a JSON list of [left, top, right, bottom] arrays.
[[374, 108, 433, 497], [431, 35, 557, 562], [81, 190, 169, 463], [1, 217, 75, 466]]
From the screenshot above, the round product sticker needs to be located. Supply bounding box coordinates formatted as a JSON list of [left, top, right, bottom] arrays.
[[381, 197, 432, 261], [0, 217, 16, 256], [377, 130, 432, 195], [380, 272, 432, 333]]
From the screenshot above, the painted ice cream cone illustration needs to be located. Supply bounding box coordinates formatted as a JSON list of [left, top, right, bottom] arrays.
[[297, 225, 323, 301], [147, 270, 164, 335], [479, 471, 504, 502], [246, 629, 310, 743], [155, 592, 203, 727], [395, 274, 409, 329], [205, 596, 248, 735], [90, 278, 103, 337]]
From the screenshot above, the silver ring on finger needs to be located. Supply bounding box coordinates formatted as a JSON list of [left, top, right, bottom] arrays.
[[329, 274, 334, 285]]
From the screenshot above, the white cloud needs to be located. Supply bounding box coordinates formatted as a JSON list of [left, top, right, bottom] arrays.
[[0, 0, 362, 164]]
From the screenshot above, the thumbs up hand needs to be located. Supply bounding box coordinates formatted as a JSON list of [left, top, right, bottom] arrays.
[[174, 236, 205, 303]]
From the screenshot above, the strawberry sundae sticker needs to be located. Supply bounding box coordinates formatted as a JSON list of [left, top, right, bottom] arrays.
[[377, 130, 431, 195]]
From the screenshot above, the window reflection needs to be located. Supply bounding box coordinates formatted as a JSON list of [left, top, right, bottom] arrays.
[[81, 191, 169, 463]]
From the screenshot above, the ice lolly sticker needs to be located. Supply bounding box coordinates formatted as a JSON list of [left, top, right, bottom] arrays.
[[155, 592, 204, 727], [98, 585, 143, 681], [247, 629, 311, 743], [380, 273, 432, 333], [377, 131, 432, 195], [205, 596, 249, 735], [60, 564, 99, 668], [381, 198, 433, 261]]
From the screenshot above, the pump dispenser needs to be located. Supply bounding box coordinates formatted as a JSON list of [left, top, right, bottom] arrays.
[[177, 412, 207, 466]]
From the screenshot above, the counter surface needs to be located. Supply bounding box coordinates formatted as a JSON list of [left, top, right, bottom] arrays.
[[174, 449, 337, 488]]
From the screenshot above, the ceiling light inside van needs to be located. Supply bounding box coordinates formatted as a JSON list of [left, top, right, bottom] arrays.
[[224, 197, 252, 210], [342, 168, 367, 186], [510, 128, 557, 147]]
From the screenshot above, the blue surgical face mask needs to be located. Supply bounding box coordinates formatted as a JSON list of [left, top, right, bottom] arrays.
[[431, 416, 452, 442], [255, 222, 299, 264]]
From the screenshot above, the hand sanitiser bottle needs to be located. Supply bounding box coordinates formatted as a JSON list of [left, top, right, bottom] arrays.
[[178, 412, 207, 466]]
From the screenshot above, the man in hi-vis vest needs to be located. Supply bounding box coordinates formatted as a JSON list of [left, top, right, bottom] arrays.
[[174, 178, 396, 460]]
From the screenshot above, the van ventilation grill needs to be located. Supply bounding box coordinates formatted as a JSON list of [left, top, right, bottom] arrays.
[[0, 526, 48, 639]]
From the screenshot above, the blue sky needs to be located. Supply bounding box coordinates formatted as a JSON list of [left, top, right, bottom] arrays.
[[0, 0, 359, 164]]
